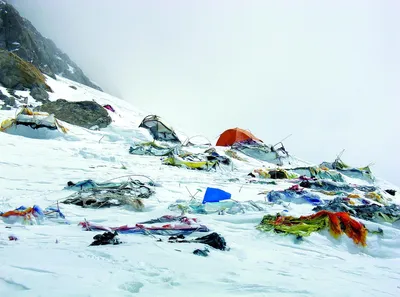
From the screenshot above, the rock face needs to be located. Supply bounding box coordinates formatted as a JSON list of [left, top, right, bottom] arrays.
[[30, 84, 49, 103], [37, 99, 112, 129], [0, 49, 51, 94], [0, 1, 102, 91], [0, 89, 15, 109]]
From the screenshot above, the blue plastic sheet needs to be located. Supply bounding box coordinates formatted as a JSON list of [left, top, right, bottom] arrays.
[[202, 187, 232, 204]]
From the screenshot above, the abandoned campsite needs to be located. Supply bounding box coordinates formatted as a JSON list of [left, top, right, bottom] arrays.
[[1, 1, 399, 297]]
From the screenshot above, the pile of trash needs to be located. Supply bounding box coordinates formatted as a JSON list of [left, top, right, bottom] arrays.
[[162, 149, 231, 171], [62, 178, 154, 210], [1, 205, 66, 225], [80, 215, 210, 236], [129, 141, 176, 157], [257, 210, 368, 246]]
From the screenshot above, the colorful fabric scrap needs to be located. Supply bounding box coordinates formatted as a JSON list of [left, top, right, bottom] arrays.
[[0, 205, 65, 224], [257, 210, 368, 246]]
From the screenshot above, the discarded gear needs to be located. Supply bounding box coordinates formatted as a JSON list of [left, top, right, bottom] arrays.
[[320, 157, 374, 183], [168, 199, 268, 215], [79, 215, 209, 236], [0, 205, 66, 225], [313, 198, 400, 225], [62, 179, 153, 209], [257, 210, 368, 246], [231, 139, 289, 166], [299, 179, 377, 193], [90, 231, 122, 246], [289, 166, 345, 182], [267, 189, 324, 206], [168, 232, 227, 251], [129, 141, 176, 157]]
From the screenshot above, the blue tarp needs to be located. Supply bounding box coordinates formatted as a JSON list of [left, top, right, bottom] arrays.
[[203, 187, 232, 204]]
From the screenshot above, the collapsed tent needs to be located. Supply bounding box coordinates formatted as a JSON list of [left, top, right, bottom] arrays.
[[139, 115, 181, 143], [231, 139, 289, 166], [163, 153, 221, 171], [320, 158, 374, 183], [62, 179, 153, 209], [313, 198, 400, 225], [129, 141, 176, 156], [249, 168, 296, 179], [216, 128, 262, 146], [79, 215, 209, 236], [299, 180, 377, 193], [290, 166, 345, 183], [0, 106, 68, 135], [1, 205, 66, 225], [257, 210, 368, 246], [168, 199, 268, 215], [267, 189, 324, 206]]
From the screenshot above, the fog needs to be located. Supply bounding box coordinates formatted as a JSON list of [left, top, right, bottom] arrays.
[[9, 0, 400, 185]]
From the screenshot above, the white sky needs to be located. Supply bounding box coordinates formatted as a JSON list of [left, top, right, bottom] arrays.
[[10, 0, 400, 185]]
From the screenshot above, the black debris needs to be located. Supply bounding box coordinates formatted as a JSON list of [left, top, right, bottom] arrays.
[[194, 232, 227, 251], [193, 248, 210, 257], [90, 231, 121, 246]]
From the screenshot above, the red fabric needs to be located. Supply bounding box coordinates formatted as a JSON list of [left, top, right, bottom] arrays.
[[216, 128, 262, 146]]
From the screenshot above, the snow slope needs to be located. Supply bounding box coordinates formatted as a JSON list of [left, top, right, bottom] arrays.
[[1, 76, 400, 297]]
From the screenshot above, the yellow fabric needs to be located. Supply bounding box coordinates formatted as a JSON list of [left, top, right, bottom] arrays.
[[0, 118, 16, 131], [164, 156, 216, 169], [347, 193, 361, 198], [365, 192, 383, 203], [55, 119, 68, 134]]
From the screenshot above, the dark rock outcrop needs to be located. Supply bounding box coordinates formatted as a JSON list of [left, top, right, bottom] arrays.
[[0, 49, 51, 95], [0, 1, 102, 91], [37, 99, 112, 129], [0, 89, 16, 108], [30, 83, 49, 103]]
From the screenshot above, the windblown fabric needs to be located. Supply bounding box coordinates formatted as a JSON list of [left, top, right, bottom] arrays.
[[168, 199, 268, 215], [290, 166, 344, 182], [267, 189, 324, 206], [320, 158, 374, 183], [129, 141, 176, 157], [257, 210, 368, 246], [163, 155, 218, 170], [299, 180, 377, 193], [63, 179, 153, 209], [1, 205, 65, 224], [251, 168, 296, 179], [79, 215, 209, 236], [231, 139, 288, 165], [313, 198, 400, 225]]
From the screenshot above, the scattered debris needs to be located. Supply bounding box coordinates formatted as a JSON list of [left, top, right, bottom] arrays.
[[257, 210, 368, 246], [90, 231, 121, 246]]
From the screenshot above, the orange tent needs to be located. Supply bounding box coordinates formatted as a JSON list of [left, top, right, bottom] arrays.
[[216, 128, 262, 146]]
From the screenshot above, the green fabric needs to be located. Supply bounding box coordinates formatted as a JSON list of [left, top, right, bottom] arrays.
[[257, 214, 329, 237]]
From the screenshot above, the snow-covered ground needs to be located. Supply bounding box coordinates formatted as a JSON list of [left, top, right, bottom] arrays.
[[1, 76, 399, 297]]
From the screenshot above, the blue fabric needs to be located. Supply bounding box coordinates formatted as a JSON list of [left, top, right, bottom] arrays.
[[267, 190, 323, 206], [202, 187, 232, 204]]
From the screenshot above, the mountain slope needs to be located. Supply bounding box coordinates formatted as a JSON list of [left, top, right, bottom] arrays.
[[0, 1, 101, 91], [0, 76, 399, 296]]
